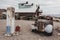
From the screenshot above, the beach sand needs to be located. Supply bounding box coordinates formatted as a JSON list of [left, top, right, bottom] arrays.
[[0, 20, 60, 40]]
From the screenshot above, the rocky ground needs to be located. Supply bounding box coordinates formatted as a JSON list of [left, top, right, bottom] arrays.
[[0, 20, 60, 40]]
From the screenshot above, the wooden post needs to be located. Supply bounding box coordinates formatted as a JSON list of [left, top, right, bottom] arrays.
[[0, 10, 2, 19]]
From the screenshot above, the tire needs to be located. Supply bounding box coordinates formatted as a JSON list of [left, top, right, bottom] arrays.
[[32, 29, 35, 32], [44, 31, 53, 36], [47, 31, 53, 36], [32, 29, 36, 32]]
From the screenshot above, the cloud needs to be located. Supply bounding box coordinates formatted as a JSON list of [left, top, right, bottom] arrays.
[[0, 0, 60, 15]]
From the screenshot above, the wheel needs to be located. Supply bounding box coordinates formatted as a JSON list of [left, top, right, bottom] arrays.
[[47, 31, 53, 36], [49, 31, 53, 36], [32, 29, 36, 32]]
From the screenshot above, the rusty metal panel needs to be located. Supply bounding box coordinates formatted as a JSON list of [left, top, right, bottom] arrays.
[[38, 21, 44, 31]]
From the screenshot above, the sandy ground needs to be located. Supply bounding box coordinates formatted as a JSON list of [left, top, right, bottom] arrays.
[[0, 20, 60, 40]]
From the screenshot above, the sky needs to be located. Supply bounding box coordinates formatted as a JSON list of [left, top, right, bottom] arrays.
[[0, 0, 60, 17]]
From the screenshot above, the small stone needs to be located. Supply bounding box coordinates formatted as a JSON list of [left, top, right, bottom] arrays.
[[39, 39, 41, 40], [58, 33, 60, 36]]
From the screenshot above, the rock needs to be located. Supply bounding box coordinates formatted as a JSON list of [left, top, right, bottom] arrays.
[[55, 26, 60, 32], [58, 33, 60, 36], [39, 39, 41, 40], [44, 24, 53, 33]]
